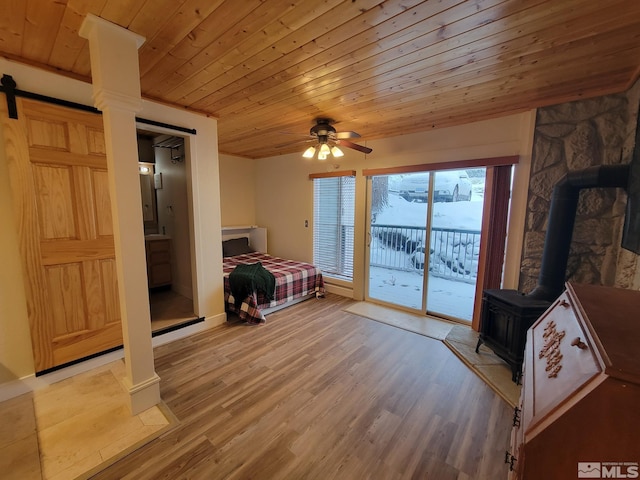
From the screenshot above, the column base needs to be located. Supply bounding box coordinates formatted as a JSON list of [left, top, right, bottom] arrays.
[[124, 373, 161, 415]]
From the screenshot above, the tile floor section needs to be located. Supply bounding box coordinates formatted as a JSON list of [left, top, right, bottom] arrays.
[[0, 360, 175, 480], [444, 325, 522, 407], [150, 289, 197, 333]]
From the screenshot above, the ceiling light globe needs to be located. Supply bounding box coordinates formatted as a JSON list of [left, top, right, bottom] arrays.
[[302, 146, 316, 158]]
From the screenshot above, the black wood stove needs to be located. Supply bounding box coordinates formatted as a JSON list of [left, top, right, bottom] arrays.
[[475, 161, 636, 384], [476, 290, 550, 382]]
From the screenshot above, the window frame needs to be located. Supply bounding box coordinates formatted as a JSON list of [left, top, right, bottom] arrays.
[[310, 170, 356, 282]]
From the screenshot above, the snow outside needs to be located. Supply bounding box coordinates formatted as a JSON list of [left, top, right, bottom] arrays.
[[369, 172, 485, 322]]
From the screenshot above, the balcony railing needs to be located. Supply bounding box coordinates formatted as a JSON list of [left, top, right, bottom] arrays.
[[370, 224, 481, 284]]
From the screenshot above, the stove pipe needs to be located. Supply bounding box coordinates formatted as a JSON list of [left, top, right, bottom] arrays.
[[527, 164, 630, 301]]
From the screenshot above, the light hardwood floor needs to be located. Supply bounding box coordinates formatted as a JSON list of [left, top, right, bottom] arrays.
[[92, 293, 512, 479]]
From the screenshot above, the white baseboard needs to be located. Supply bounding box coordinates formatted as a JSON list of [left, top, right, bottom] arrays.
[[325, 283, 354, 298]]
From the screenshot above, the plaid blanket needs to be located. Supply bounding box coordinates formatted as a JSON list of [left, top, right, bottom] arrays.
[[223, 252, 325, 324]]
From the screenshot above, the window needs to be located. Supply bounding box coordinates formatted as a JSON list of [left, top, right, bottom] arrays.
[[312, 174, 355, 281]]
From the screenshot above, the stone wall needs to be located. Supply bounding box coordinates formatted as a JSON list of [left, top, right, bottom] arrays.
[[519, 80, 640, 293]]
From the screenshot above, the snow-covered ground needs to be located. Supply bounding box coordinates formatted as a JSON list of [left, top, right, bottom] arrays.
[[369, 190, 485, 322], [375, 192, 483, 229], [368, 267, 477, 320]]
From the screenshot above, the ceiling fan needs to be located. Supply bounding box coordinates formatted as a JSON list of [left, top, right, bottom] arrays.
[[302, 118, 372, 159]]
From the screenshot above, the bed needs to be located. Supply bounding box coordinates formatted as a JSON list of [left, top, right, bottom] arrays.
[[222, 230, 324, 324]]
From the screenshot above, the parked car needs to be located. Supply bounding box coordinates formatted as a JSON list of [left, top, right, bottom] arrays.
[[399, 171, 472, 202]]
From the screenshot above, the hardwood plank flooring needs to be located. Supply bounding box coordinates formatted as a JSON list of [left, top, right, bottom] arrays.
[[91, 294, 511, 479]]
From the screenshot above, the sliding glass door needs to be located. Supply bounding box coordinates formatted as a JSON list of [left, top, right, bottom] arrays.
[[367, 173, 429, 309], [366, 168, 486, 322], [425, 169, 484, 321]]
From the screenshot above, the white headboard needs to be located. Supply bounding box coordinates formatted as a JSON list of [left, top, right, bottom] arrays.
[[221, 226, 267, 253]]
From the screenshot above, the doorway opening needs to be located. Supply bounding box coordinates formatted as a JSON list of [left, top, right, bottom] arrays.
[[137, 131, 200, 334]]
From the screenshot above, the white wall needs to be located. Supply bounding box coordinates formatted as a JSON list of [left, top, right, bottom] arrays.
[[253, 112, 537, 299], [218, 154, 257, 227], [155, 144, 193, 299], [0, 58, 225, 388]]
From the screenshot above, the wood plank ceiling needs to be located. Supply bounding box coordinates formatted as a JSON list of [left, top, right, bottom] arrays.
[[1, 0, 640, 159]]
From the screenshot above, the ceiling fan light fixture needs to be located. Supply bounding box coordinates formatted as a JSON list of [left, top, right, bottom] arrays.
[[302, 118, 373, 159], [319, 143, 331, 156], [302, 146, 316, 158]]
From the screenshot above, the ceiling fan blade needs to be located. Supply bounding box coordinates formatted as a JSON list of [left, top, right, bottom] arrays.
[[335, 131, 360, 139], [274, 138, 315, 148], [337, 139, 372, 154], [279, 131, 314, 138]]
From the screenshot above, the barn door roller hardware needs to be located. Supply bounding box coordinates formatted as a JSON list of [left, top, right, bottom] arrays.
[[0, 73, 100, 120], [0, 74, 197, 136], [1, 74, 19, 119]]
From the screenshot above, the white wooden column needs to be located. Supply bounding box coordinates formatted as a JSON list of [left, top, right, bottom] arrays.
[[79, 14, 160, 415]]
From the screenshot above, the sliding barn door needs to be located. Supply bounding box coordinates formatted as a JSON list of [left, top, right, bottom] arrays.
[[1, 97, 122, 373]]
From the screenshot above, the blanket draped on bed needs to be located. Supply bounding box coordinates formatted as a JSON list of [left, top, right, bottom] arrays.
[[228, 262, 276, 305]]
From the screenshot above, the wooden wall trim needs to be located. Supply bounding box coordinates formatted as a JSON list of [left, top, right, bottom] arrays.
[[471, 165, 513, 331], [309, 170, 356, 179], [362, 155, 519, 177]]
